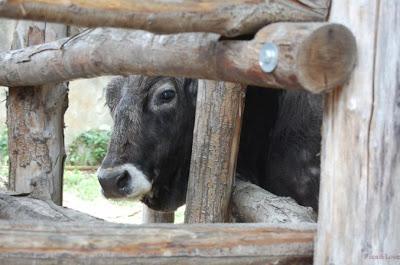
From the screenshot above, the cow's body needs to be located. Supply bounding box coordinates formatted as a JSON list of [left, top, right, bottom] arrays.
[[98, 76, 322, 212]]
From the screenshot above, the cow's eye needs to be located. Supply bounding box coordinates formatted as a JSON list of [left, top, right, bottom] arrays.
[[159, 90, 176, 101]]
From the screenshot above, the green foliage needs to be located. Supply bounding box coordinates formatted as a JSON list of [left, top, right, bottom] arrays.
[[64, 170, 100, 201], [0, 127, 8, 166], [67, 129, 111, 166]]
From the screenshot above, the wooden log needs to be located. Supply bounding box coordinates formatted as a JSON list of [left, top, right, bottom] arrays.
[[0, 220, 316, 265], [185, 81, 245, 223], [0, 23, 357, 93], [64, 165, 98, 171], [6, 21, 68, 205], [0, 182, 316, 225], [0, 192, 104, 223], [231, 180, 316, 223], [314, 1, 400, 264], [0, 0, 330, 37], [142, 205, 174, 224]]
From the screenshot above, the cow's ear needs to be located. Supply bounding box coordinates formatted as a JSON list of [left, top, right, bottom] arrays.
[[105, 76, 126, 115], [185, 79, 198, 106]]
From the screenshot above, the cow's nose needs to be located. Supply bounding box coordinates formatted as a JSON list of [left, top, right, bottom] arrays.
[[116, 171, 132, 194], [98, 170, 132, 198]]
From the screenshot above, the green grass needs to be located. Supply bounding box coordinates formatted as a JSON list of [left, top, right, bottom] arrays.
[[64, 170, 101, 201], [63, 169, 185, 222], [63, 170, 134, 207]]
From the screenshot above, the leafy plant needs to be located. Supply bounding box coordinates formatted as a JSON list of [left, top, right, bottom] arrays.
[[66, 129, 111, 166]]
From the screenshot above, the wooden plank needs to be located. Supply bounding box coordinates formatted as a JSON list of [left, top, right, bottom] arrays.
[[7, 21, 68, 205], [314, 1, 400, 264], [0, 0, 330, 37], [185, 81, 245, 223], [0, 23, 356, 93], [0, 221, 316, 265]]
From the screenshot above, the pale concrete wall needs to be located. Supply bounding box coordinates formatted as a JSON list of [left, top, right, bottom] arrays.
[[65, 77, 113, 145], [0, 19, 113, 146]]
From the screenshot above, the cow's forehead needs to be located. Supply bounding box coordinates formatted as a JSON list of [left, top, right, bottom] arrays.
[[123, 76, 185, 97]]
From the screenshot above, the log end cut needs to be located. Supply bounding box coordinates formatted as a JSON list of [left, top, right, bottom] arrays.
[[297, 23, 357, 93]]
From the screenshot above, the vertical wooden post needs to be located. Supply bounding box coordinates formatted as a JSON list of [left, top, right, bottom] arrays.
[[7, 22, 68, 205], [185, 81, 245, 223], [315, 1, 400, 264], [142, 205, 174, 223]]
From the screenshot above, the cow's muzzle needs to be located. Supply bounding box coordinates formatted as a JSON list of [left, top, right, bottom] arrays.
[[97, 164, 152, 200]]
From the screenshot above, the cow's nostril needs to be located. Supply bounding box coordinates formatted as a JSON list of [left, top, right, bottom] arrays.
[[116, 171, 131, 191]]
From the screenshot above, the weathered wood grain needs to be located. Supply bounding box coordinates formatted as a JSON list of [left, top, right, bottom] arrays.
[[7, 21, 68, 205], [314, 1, 400, 264], [231, 180, 316, 223], [185, 81, 245, 223], [142, 205, 174, 224], [0, 23, 356, 93], [0, 0, 330, 37], [0, 193, 104, 223], [0, 221, 316, 265]]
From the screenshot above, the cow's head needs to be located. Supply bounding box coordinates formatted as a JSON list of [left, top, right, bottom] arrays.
[[97, 76, 197, 211]]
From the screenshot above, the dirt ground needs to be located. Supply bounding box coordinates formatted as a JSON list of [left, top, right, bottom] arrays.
[[63, 192, 144, 224]]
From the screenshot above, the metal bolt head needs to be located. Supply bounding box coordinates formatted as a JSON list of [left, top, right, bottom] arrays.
[[259, 42, 279, 73]]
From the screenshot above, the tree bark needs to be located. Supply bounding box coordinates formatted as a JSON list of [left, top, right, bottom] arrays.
[[0, 220, 315, 265], [0, 0, 330, 37], [185, 81, 245, 223], [314, 1, 400, 264], [231, 180, 316, 223], [7, 21, 68, 205], [0, 23, 357, 93], [0, 192, 104, 223], [142, 205, 174, 224]]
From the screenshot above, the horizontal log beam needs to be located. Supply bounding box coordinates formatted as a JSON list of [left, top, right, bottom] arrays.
[[0, 0, 330, 37], [231, 180, 317, 223], [0, 23, 356, 93], [0, 220, 316, 265], [1, 182, 315, 225], [0, 193, 104, 223]]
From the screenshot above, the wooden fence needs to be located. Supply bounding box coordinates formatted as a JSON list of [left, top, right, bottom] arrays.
[[0, 0, 398, 264]]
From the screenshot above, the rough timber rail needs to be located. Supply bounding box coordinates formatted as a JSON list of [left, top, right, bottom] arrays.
[[0, 23, 356, 93], [0, 221, 316, 265], [0, 0, 330, 37]]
